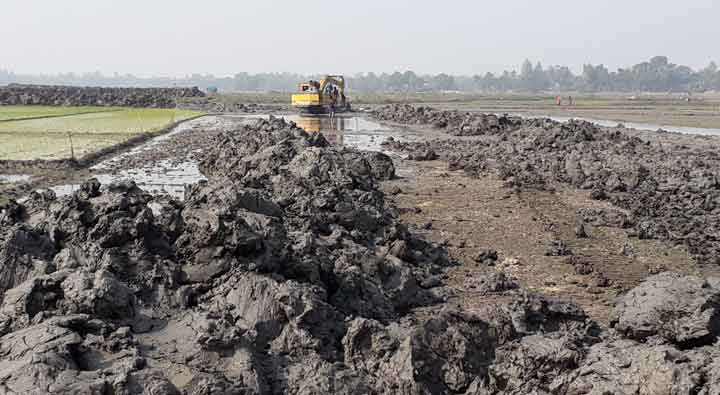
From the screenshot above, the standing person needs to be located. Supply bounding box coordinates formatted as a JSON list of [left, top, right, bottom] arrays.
[[568, 95, 573, 106], [556, 96, 562, 106]]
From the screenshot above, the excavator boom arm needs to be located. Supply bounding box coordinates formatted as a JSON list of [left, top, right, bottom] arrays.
[[319, 76, 345, 94]]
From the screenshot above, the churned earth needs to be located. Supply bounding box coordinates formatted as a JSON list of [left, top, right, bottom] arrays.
[[2, 107, 720, 394], [368, 106, 718, 322]]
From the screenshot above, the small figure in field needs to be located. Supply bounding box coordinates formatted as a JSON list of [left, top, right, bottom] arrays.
[[568, 95, 573, 106], [556, 96, 562, 106]]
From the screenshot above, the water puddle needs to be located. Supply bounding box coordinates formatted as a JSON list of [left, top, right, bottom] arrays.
[[229, 114, 395, 151], [46, 114, 403, 200], [0, 174, 31, 183], [95, 160, 206, 200], [77, 118, 221, 199], [291, 115, 392, 151], [49, 184, 81, 197]]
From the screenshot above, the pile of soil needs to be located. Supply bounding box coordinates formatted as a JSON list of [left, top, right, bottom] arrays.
[[376, 104, 720, 265], [179, 97, 289, 113], [372, 104, 523, 136], [2, 116, 720, 394], [0, 84, 204, 108]]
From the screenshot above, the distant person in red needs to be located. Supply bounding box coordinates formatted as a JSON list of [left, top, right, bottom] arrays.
[[556, 96, 562, 106]]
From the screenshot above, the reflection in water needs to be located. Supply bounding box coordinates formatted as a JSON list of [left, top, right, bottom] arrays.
[[293, 116, 346, 145], [45, 115, 400, 200], [287, 115, 390, 151]]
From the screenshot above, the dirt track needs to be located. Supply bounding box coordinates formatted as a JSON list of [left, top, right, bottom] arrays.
[[373, 104, 720, 323], [381, 154, 700, 325]]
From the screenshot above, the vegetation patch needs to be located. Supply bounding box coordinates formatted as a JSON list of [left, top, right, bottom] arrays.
[[0, 105, 118, 121], [0, 108, 201, 160]]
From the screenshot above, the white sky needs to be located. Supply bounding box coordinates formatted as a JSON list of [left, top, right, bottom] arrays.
[[1, 0, 718, 76]]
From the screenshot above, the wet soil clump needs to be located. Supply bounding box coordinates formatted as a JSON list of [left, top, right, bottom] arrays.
[[375, 104, 720, 265], [3, 116, 720, 393], [373, 104, 523, 136], [0, 84, 204, 108], [179, 97, 289, 114]]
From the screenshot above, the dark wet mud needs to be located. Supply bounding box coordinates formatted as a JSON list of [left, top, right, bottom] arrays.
[[2, 110, 720, 394], [374, 104, 720, 265], [35, 114, 410, 200]]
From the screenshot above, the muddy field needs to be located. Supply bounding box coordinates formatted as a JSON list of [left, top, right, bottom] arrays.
[[2, 106, 720, 394], [429, 95, 720, 131]]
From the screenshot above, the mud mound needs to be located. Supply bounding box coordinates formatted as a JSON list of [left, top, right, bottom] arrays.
[[3, 116, 720, 393], [0, 117, 455, 393], [610, 272, 720, 346], [378, 105, 720, 265], [372, 104, 523, 136], [0, 84, 204, 108], [179, 97, 289, 113]]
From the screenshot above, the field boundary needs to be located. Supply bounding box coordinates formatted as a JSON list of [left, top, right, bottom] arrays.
[[0, 109, 124, 123], [0, 113, 213, 173]]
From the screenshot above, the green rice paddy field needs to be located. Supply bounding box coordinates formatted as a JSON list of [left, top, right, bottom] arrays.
[[0, 106, 201, 160]]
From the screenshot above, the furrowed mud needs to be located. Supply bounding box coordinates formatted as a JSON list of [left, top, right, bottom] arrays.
[[375, 104, 720, 265], [2, 111, 720, 394]]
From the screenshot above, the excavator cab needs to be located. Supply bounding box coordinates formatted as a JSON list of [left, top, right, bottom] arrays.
[[291, 75, 350, 115]]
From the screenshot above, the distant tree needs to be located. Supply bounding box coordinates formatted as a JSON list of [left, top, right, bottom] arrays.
[[403, 71, 424, 91], [519, 59, 534, 90], [533, 62, 549, 91], [546, 66, 575, 89], [698, 62, 719, 91], [475, 72, 496, 92], [2, 55, 719, 93], [428, 73, 456, 91]]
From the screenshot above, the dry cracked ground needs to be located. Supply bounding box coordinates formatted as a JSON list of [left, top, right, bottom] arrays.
[[1, 108, 720, 394]]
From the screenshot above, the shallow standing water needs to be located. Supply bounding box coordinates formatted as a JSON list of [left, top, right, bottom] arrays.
[[230, 114, 394, 151], [17, 111, 720, 200], [47, 114, 403, 199], [0, 174, 31, 183]]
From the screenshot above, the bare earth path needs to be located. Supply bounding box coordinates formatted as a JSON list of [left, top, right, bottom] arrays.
[[378, 126, 715, 326]]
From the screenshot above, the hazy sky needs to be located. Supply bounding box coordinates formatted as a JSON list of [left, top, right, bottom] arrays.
[[2, 0, 718, 77]]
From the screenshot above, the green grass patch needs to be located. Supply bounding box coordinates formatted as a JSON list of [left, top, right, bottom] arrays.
[[0, 108, 201, 160], [0, 105, 120, 121]]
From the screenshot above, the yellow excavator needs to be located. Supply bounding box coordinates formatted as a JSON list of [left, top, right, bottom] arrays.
[[291, 75, 351, 115]]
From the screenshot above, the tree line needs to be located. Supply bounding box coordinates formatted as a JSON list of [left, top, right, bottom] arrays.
[[2, 56, 719, 93]]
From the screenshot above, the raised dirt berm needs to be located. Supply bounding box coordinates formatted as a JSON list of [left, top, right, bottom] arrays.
[[3, 116, 720, 393], [0, 83, 205, 108]]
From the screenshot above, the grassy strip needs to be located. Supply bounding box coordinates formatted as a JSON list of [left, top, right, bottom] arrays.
[[0, 108, 200, 135], [0, 109, 123, 123], [0, 105, 121, 121], [0, 113, 209, 171], [0, 108, 201, 160]]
